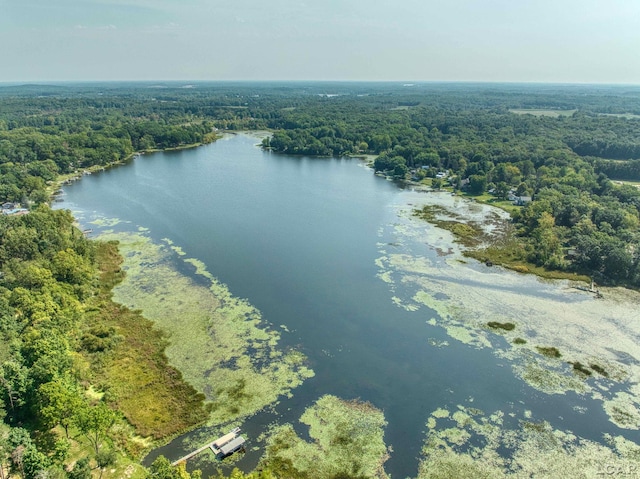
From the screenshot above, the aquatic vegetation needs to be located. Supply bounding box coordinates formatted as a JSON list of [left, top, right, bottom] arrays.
[[444, 324, 488, 348], [487, 322, 515, 331], [571, 361, 592, 376], [262, 395, 389, 479], [377, 191, 640, 427], [536, 346, 562, 359], [412, 290, 492, 349], [90, 217, 125, 228], [513, 356, 589, 395], [100, 230, 314, 424], [603, 391, 640, 429], [85, 242, 209, 440], [413, 203, 503, 249], [590, 363, 609, 377], [428, 338, 450, 348], [418, 404, 640, 478]]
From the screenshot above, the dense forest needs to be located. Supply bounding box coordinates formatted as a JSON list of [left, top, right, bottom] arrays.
[[1, 82, 640, 478], [253, 85, 640, 286]]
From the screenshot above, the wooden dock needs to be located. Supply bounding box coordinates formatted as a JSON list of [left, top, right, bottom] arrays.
[[171, 427, 243, 466], [171, 441, 218, 466]]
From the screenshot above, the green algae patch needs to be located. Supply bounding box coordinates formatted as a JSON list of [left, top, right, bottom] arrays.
[[163, 239, 186, 256], [512, 356, 589, 396], [413, 288, 492, 348], [445, 325, 486, 347], [101, 231, 314, 424], [432, 408, 451, 419], [417, 404, 640, 479], [91, 217, 125, 228], [603, 390, 640, 429], [378, 191, 640, 429], [262, 395, 390, 479]]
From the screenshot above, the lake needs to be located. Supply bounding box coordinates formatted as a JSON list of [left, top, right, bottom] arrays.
[[56, 133, 640, 478]]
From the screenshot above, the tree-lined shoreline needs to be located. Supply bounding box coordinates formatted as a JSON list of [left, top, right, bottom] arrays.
[[2, 82, 640, 478]]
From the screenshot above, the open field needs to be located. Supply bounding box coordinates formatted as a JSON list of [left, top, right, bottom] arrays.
[[509, 109, 577, 117], [600, 113, 640, 119]]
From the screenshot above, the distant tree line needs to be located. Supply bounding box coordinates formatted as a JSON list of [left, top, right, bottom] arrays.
[[251, 87, 640, 286]]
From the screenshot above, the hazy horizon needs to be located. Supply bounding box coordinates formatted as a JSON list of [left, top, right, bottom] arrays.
[[3, 0, 639, 84], [2, 80, 640, 86]]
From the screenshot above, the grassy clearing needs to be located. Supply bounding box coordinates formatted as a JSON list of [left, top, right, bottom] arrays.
[[613, 179, 640, 187], [477, 198, 519, 216], [30, 240, 205, 479], [509, 109, 577, 117], [600, 113, 640, 119], [459, 192, 519, 214], [63, 425, 148, 479], [83, 241, 209, 443]]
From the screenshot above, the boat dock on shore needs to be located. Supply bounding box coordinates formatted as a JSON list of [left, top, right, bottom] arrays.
[[171, 427, 245, 466]]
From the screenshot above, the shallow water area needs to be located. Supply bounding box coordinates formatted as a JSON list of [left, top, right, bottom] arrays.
[[55, 133, 640, 477], [377, 191, 640, 419]]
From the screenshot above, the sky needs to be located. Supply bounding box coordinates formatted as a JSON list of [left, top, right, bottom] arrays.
[[1, 0, 639, 83]]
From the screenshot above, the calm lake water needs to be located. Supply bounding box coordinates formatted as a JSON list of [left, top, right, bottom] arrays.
[[56, 134, 619, 478]]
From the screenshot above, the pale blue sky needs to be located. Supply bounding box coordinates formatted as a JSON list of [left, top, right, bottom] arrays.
[[1, 0, 639, 83]]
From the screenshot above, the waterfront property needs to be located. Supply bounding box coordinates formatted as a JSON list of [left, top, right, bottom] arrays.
[[171, 428, 244, 466], [1, 202, 28, 216], [60, 133, 640, 479]]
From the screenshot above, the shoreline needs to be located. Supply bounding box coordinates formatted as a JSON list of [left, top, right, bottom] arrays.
[[376, 189, 640, 440], [55, 136, 628, 336], [53, 133, 640, 476], [411, 194, 594, 285], [49, 134, 222, 200]]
